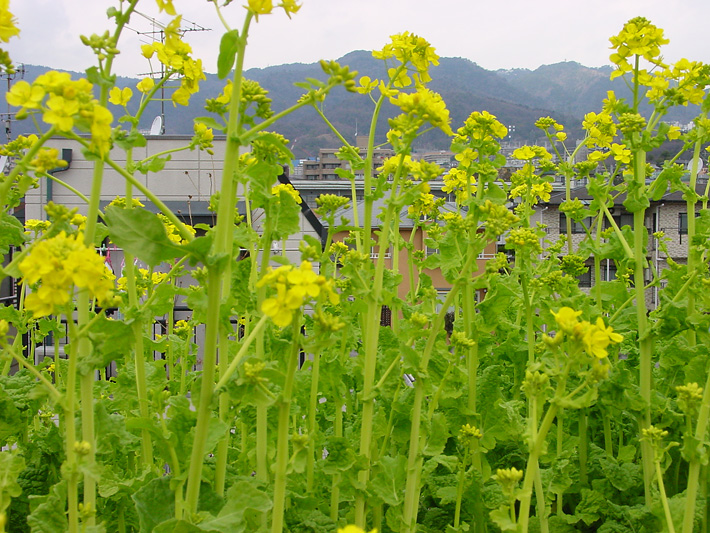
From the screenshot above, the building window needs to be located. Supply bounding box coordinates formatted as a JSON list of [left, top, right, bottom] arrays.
[[380, 306, 392, 326], [605, 212, 634, 230], [559, 213, 590, 234], [577, 269, 592, 288], [679, 213, 688, 235], [600, 261, 617, 282]]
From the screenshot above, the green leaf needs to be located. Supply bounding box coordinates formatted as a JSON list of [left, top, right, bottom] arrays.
[[133, 477, 224, 533], [136, 155, 171, 174], [104, 205, 184, 267], [0, 452, 26, 512], [0, 211, 26, 254], [26, 481, 68, 533], [489, 506, 517, 531], [198, 479, 272, 532], [368, 455, 406, 506], [423, 412, 450, 456], [217, 30, 240, 79], [85, 66, 116, 88], [195, 116, 225, 132], [114, 129, 147, 151]]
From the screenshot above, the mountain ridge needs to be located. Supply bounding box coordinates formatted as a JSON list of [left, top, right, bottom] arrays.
[[1, 55, 699, 158]]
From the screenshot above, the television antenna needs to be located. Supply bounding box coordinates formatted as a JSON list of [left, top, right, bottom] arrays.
[[127, 11, 210, 134]]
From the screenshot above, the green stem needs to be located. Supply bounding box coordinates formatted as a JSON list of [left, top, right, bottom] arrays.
[[579, 409, 588, 487], [64, 318, 80, 533], [656, 459, 676, 533], [183, 267, 221, 520], [453, 446, 471, 529], [682, 360, 710, 532], [271, 321, 301, 533], [306, 349, 321, 492], [401, 283, 464, 533]]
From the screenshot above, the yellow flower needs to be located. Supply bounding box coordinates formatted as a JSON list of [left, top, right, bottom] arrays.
[[337, 527, 377, 533], [43, 95, 79, 131], [279, 0, 301, 18], [272, 183, 302, 204], [108, 86, 133, 106], [155, 0, 176, 15], [89, 104, 113, 156], [0, 0, 20, 43], [580, 318, 623, 359], [136, 77, 155, 94], [610, 143, 631, 165], [512, 146, 537, 160], [287, 261, 321, 300], [248, 0, 274, 18], [552, 307, 582, 335], [262, 284, 299, 327], [19, 232, 115, 317], [6, 80, 44, 109], [356, 75, 378, 95]]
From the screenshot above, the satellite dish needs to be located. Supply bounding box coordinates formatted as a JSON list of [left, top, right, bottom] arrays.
[[149, 115, 163, 136], [687, 159, 704, 172]]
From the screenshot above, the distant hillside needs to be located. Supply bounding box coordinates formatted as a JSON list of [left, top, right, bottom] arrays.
[[1, 56, 698, 159]]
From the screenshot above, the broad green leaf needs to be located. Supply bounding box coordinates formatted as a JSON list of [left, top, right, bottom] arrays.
[[0, 211, 25, 254], [26, 481, 68, 533], [0, 452, 25, 512], [104, 205, 184, 267], [217, 30, 240, 79]]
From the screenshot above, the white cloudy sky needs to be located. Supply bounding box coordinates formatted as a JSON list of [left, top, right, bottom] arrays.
[[6, 0, 710, 78]]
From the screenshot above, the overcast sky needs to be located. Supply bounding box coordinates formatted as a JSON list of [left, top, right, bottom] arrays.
[[7, 0, 710, 78]]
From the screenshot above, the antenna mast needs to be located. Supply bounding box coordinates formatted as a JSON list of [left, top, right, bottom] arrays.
[[1, 64, 25, 142]]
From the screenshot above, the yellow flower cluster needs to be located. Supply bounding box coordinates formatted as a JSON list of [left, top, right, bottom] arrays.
[[551, 307, 623, 359], [582, 111, 617, 149], [116, 268, 168, 297], [509, 181, 552, 204], [0, 0, 19, 43], [456, 110, 508, 142], [30, 147, 65, 174], [19, 232, 115, 317], [246, 0, 301, 20], [6, 71, 113, 156], [271, 183, 302, 204], [609, 17, 668, 78], [140, 17, 206, 106], [373, 31, 439, 88], [157, 213, 195, 245], [442, 167, 476, 203], [337, 527, 377, 533], [257, 261, 339, 327], [388, 87, 453, 136]]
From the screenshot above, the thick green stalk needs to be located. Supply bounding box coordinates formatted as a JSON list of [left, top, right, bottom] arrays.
[[354, 164, 406, 525], [682, 355, 710, 532], [64, 319, 80, 533], [271, 321, 301, 533], [330, 394, 344, 523], [184, 12, 254, 517], [453, 446, 472, 529], [183, 267, 221, 519], [655, 459, 676, 533], [556, 411, 564, 516], [123, 142, 154, 469], [578, 410, 588, 487], [517, 403, 560, 533], [628, 146, 653, 508], [401, 284, 463, 533], [306, 349, 321, 491]]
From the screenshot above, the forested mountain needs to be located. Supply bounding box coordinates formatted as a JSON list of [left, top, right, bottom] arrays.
[[2, 54, 699, 159]]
